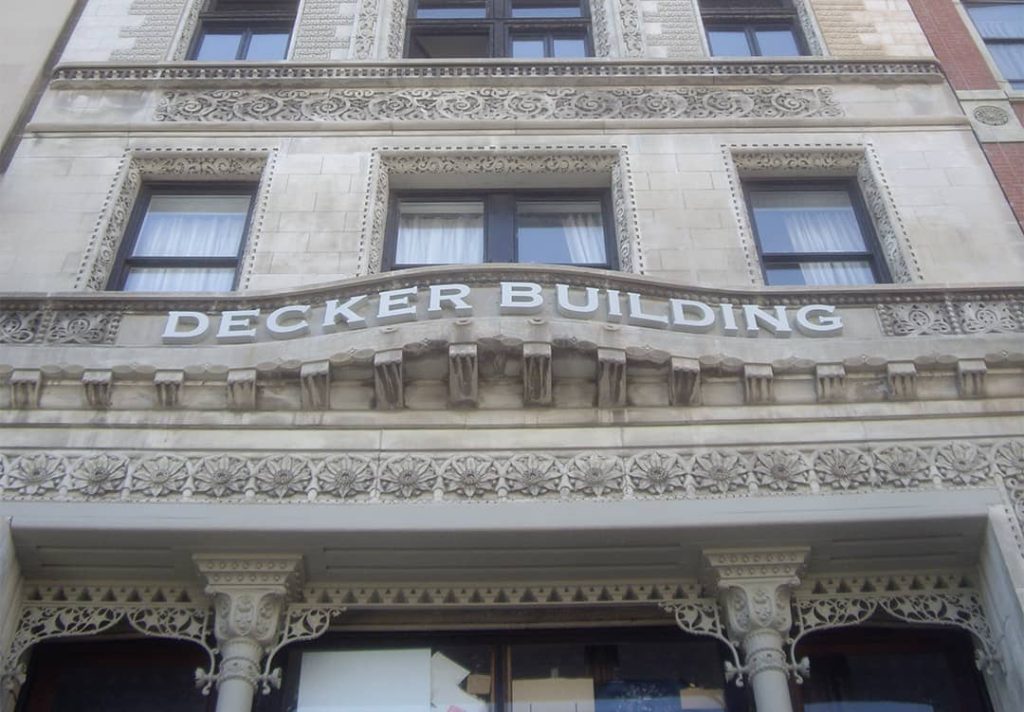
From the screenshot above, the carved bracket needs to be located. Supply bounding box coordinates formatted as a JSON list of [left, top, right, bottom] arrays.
[[448, 343, 478, 407], [597, 348, 627, 408], [82, 370, 112, 409], [790, 576, 1004, 683], [300, 360, 331, 411], [523, 342, 552, 406], [669, 357, 700, 406], [815, 363, 845, 403], [8, 370, 41, 410], [886, 362, 917, 400], [957, 359, 987, 399], [154, 370, 184, 408], [227, 368, 257, 411], [743, 364, 773, 405], [374, 349, 404, 410]]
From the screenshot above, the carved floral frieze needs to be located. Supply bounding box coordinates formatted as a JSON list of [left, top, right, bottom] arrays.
[[0, 440, 1019, 507], [154, 86, 843, 123]]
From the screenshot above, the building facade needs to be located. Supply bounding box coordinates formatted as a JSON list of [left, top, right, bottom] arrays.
[[1, 1, 1024, 711]]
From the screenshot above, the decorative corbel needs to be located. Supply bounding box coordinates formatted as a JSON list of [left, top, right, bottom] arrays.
[[669, 357, 700, 406], [374, 349, 404, 409], [815, 363, 845, 402], [227, 368, 257, 411], [154, 370, 184, 408], [522, 342, 552, 406], [82, 370, 112, 409], [743, 364, 774, 404], [886, 362, 917, 400], [956, 359, 986, 399], [597, 348, 627, 408], [448, 343, 478, 407], [9, 370, 41, 410], [300, 360, 331, 410]]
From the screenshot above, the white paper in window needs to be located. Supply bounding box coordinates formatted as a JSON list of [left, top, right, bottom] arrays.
[[296, 648, 432, 712]]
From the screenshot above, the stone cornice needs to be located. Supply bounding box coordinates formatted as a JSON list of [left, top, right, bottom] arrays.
[[49, 59, 945, 89], [2, 264, 1024, 315]]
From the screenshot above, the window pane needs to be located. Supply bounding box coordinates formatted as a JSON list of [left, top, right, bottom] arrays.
[[408, 31, 491, 57], [987, 42, 1024, 83], [553, 37, 588, 57], [511, 0, 583, 17], [750, 190, 868, 254], [123, 267, 237, 292], [511, 37, 547, 58], [765, 261, 876, 286], [194, 32, 243, 60], [516, 200, 606, 265], [509, 640, 727, 712], [134, 195, 251, 257], [296, 646, 494, 711], [395, 201, 485, 264], [245, 32, 290, 60], [967, 4, 1024, 38], [707, 30, 752, 56], [755, 28, 801, 56], [416, 0, 487, 18]]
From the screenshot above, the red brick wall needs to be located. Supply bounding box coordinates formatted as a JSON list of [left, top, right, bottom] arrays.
[[983, 142, 1024, 226], [1015, 103, 1024, 127], [907, 0, 999, 90]]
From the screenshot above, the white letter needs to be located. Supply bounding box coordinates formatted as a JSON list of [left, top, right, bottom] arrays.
[[267, 304, 310, 339], [719, 304, 739, 335], [670, 299, 715, 333], [162, 311, 210, 344], [795, 304, 844, 336], [742, 304, 792, 337], [605, 289, 623, 321], [323, 295, 367, 331], [217, 309, 260, 343], [500, 282, 543, 313], [377, 287, 419, 323], [556, 284, 600, 318], [627, 292, 668, 327], [427, 283, 472, 316]]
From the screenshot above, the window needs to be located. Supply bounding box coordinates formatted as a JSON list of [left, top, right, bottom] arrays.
[[189, 0, 298, 61], [384, 191, 615, 269], [700, 0, 806, 57], [273, 628, 746, 712], [109, 184, 255, 292], [966, 2, 1024, 89], [745, 181, 890, 286], [406, 0, 592, 58]]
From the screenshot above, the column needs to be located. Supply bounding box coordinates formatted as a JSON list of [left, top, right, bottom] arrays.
[[0, 518, 23, 712], [705, 547, 809, 712], [195, 554, 303, 712]]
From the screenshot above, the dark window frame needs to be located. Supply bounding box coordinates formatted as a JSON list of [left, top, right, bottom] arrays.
[[405, 0, 593, 58], [187, 0, 298, 61], [263, 626, 752, 712], [382, 189, 616, 271], [700, 0, 808, 56], [107, 182, 257, 292], [964, 1, 1024, 90], [743, 178, 891, 286]]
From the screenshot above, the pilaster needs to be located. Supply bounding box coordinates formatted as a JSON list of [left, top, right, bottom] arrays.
[[705, 547, 809, 712], [194, 555, 303, 712]]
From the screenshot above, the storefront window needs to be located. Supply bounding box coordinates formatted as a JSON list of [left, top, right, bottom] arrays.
[[278, 629, 742, 712]]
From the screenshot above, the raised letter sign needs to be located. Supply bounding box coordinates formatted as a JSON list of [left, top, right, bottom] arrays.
[[267, 305, 311, 339], [217, 309, 260, 343], [162, 311, 210, 344], [323, 295, 367, 331], [500, 282, 544, 313], [795, 304, 843, 336], [427, 283, 472, 316], [377, 287, 419, 323]]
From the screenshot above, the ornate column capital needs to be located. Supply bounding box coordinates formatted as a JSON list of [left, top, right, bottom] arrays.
[[194, 554, 304, 710], [704, 547, 809, 639]]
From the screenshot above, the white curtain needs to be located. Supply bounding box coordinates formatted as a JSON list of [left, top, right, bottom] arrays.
[[395, 213, 484, 264], [562, 210, 606, 263], [798, 261, 875, 286], [134, 212, 246, 257], [123, 267, 236, 292]]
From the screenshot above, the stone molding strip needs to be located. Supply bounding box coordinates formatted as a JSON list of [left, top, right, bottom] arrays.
[[3, 265, 1024, 323], [0, 440, 1020, 513], [153, 86, 842, 124], [50, 60, 945, 87]]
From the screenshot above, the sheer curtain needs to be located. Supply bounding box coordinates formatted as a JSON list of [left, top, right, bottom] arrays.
[[561, 209, 606, 264], [123, 195, 249, 292], [396, 203, 484, 264]]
